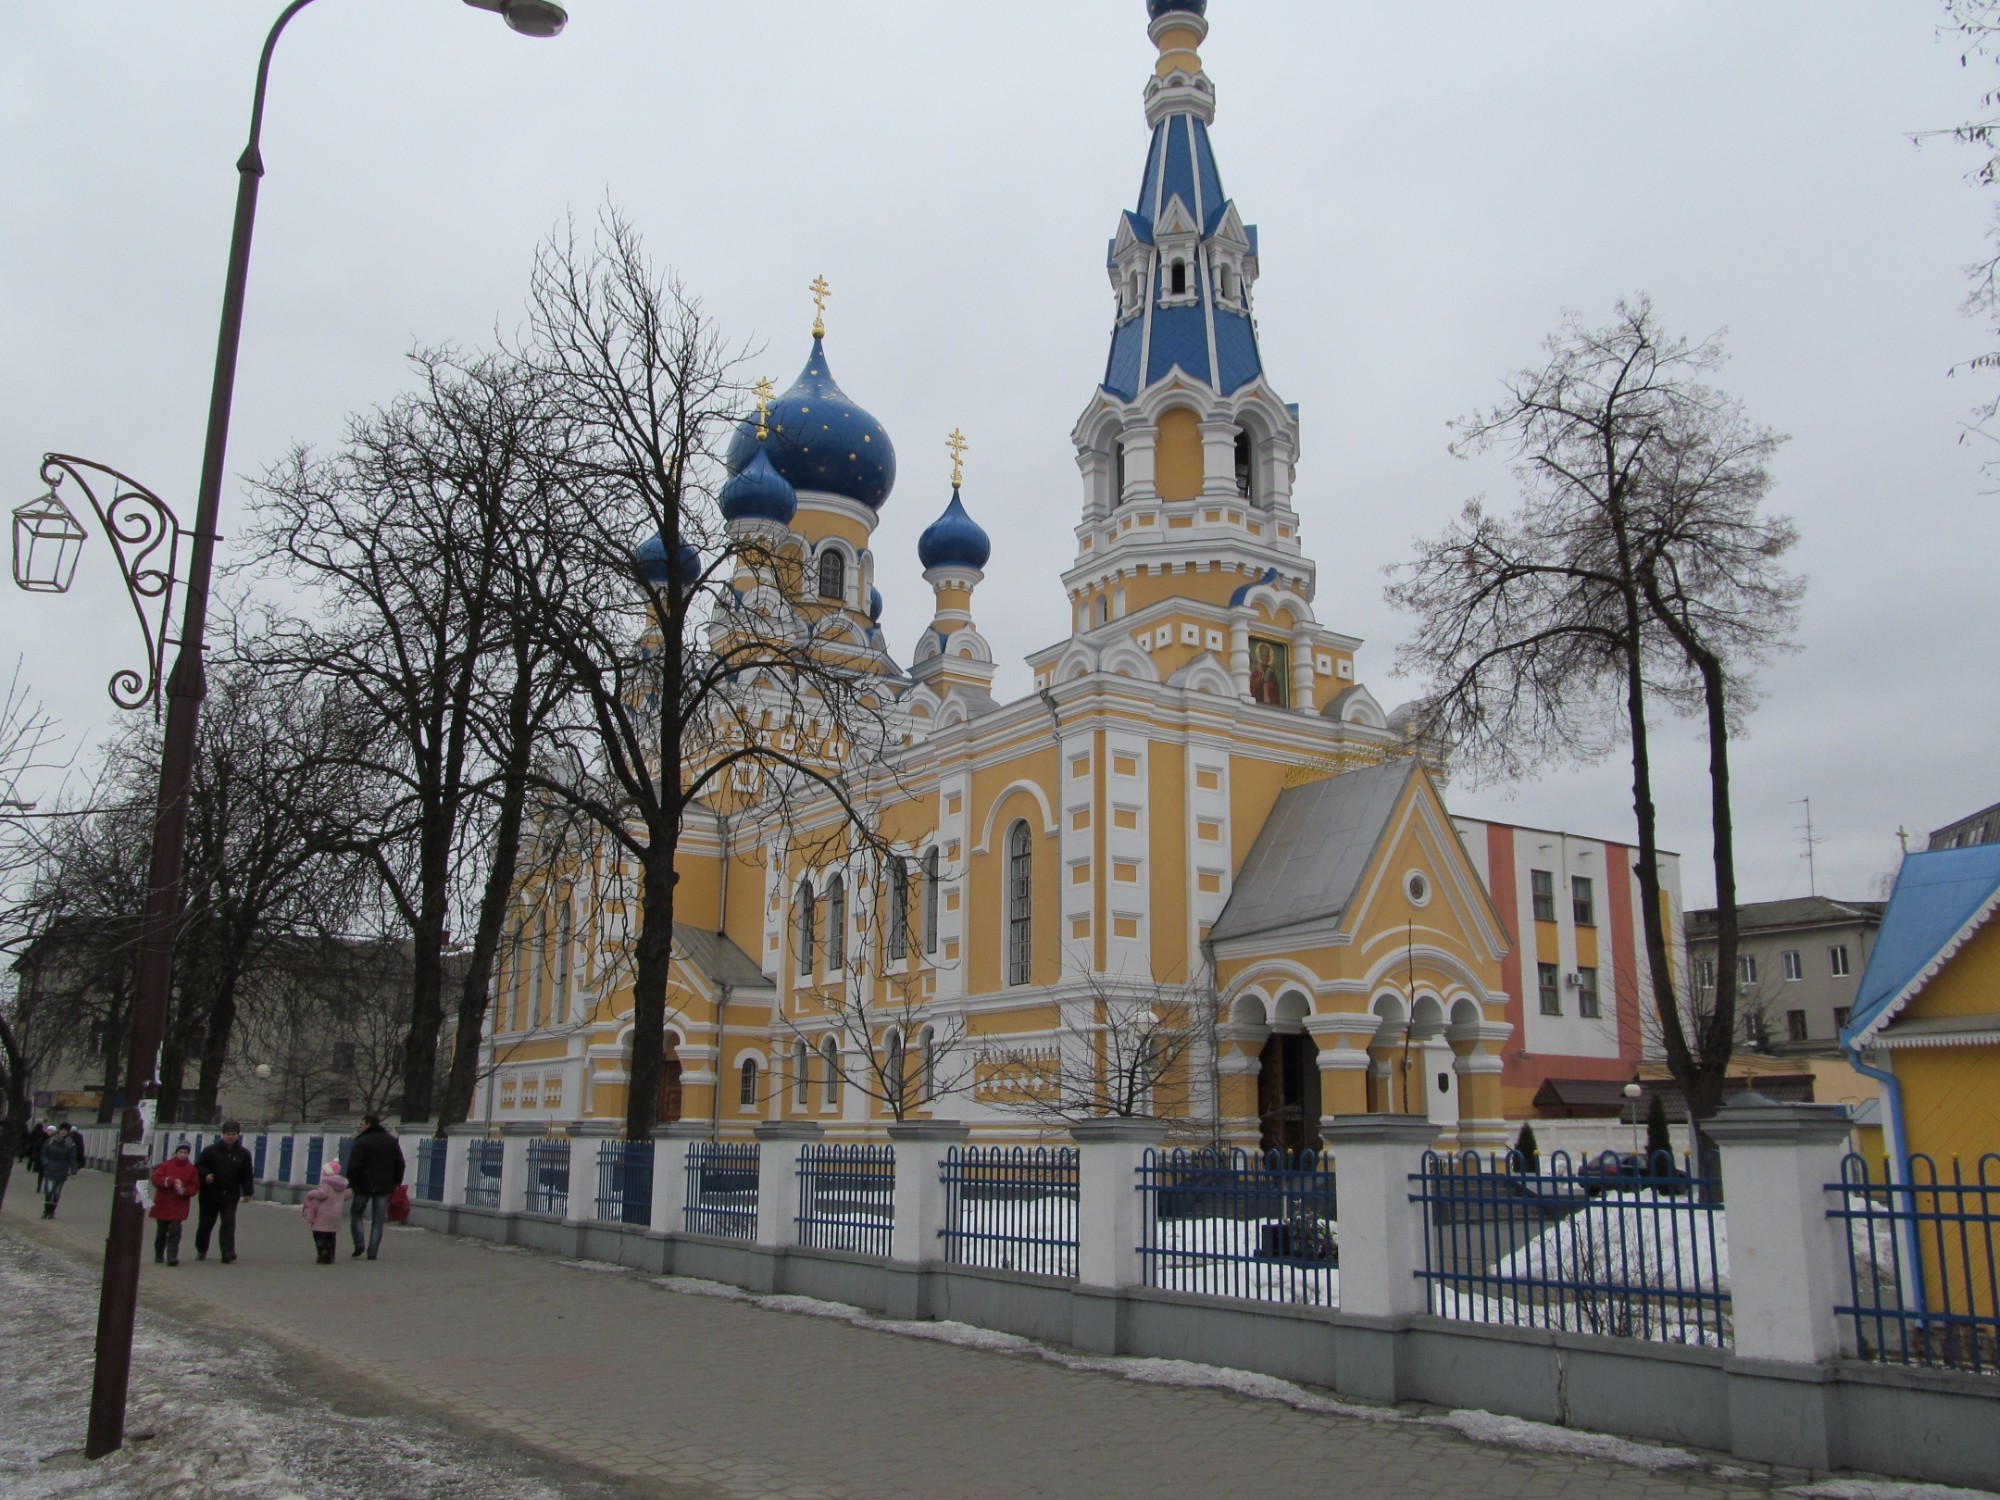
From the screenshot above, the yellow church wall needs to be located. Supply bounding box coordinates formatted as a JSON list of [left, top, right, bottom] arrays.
[[1148, 736, 1193, 980], [1225, 755, 1290, 873], [966, 754, 1062, 996], [791, 504, 872, 553], [1155, 407, 1203, 501]]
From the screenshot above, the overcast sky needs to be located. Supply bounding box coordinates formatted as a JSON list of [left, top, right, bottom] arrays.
[[3, 2, 1995, 913]]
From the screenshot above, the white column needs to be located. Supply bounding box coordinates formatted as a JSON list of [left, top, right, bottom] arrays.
[[566, 1121, 617, 1226], [442, 1125, 480, 1209], [1198, 417, 1239, 500], [498, 1123, 539, 1216], [1120, 424, 1159, 504], [651, 1123, 707, 1236], [753, 1122, 823, 1249], [1706, 1097, 1857, 1364], [888, 1120, 969, 1264], [1319, 1115, 1437, 1319], [1073, 1118, 1166, 1288]]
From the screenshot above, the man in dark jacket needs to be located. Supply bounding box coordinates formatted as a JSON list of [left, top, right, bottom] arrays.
[[38, 1123, 82, 1218], [194, 1123, 256, 1263], [344, 1114, 404, 1261]]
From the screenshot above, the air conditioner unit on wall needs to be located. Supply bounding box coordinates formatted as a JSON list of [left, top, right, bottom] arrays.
[[1564, 971, 1582, 988]]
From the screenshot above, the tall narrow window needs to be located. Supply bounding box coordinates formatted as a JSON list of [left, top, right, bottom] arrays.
[[793, 1041, 809, 1109], [1112, 440, 1126, 507], [1537, 962, 1561, 1016], [887, 858, 910, 961], [919, 1028, 937, 1103], [817, 549, 845, 601], [1530, 869, 1556, 923], [825, 874, 846, 971], [506, 920, 525, 1032], [739, 1058, 759, 1108], [1007, 820, 1033, 986], [1233, 430, 1252, 499], [1577, 966, 1600, 1019], [822, 1037, 841, 1109], [1217, 261, 1235, 300], [1782, 949, 1803, 981], [1694, 958, 1715, 992], [922, 848, 940, 955], [1737, 953, 1758, 986], [529, 907, 548, 1029], [1169, 259, 1187, 295], [1571, 876, 1595, 927], [553, 895, 573, 1025], [795, 880, 816, 978], [1829, 944, 1851, 977], [885, 1031, 906, 1113]]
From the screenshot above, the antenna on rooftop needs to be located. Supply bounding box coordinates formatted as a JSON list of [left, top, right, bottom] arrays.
[[1794, 797, 1822, 897]]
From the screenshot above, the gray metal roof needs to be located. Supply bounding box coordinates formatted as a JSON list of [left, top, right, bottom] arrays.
[[1207, 759, 1417, 945], [671, 924, 771, 990]]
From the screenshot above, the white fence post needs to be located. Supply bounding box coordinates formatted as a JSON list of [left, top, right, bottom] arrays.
[[753, 1122, 823, 1249], [1706, 1095, 1856, 1365], [1073, 1118, 1166, 1288], [887, 1120, 969, 1264], [651, 1123, 706, 1236], [442, 1124, 481, 1209], [1318, 1114, 1438, 1320], [566, 1121, 616, 1226], [498, 1122, 539, 1215]]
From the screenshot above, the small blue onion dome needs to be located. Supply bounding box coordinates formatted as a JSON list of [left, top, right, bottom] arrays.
[[1148, 0, 1206, 16], [917, 488, 992, 571], [634, 532, 702, 587], [868, 585, 884, 622], [723, 338, 896, 510], [717, 445, 798, 526]]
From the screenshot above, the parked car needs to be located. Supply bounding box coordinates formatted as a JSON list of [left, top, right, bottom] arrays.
[[1578, 1151, 1690, 1197]]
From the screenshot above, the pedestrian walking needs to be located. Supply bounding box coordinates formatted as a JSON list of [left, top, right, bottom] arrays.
[[22, 1120, 49, 1189], [193, 1122, 256, 1263], [343, 1113, 404, 1261], [301, 1159, 351, 1264], [38, 1122, 82, 1218], [149, 1143, 197, 1265]]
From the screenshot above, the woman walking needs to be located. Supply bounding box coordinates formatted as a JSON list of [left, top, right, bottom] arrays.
[[150, 1143, 197, 1265]]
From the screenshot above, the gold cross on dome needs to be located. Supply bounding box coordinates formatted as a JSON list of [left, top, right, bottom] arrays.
[[809, 274, 831, 338], [946, 428, 969, 488], [753, 376, 774, 440]]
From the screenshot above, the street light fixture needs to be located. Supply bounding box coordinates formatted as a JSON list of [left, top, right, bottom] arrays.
[[10, 0, 566, 1460], [1623, 1081, 1643, 1157]]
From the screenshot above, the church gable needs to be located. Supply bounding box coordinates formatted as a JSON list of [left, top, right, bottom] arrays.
[[1341, 771, 1510, 969]]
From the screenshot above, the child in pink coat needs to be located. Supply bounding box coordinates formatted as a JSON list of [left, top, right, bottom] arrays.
[[301, 1160, 351, 1264]]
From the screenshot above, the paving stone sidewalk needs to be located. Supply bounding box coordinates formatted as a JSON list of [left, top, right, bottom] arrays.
[[7, 1171, 1820, 1500]]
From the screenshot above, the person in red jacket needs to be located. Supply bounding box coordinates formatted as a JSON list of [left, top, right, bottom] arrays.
[[149, 1143, 198, 1266]]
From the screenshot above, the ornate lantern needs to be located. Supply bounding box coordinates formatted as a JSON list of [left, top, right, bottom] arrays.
[[11, 487, 87, 594]]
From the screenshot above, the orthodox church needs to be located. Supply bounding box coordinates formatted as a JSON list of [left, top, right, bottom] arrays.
[[481, 1, 1631, 1152]]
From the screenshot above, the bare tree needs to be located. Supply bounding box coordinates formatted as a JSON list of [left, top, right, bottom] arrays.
[[1924, 0, 2000, 445], [982, 976, 1208, 1130], [1387, 296, 1800, 1127]]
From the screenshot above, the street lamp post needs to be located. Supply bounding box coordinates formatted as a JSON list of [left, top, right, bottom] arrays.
[[10, 0, 566, 1458]]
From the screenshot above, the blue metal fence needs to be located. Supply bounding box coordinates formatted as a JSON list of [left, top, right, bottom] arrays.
[[1137, 1147, 1339, 1305], [525, 1138, 571, 1216], [465, 1139, 504, 1210], [304, 1135, 325, 1183], [252, 1133, 268, 1178], [1414, 1150, 1729, 1345], [414, 1139, 447, 1203], [797, 1143, 895, 1256], [940, 1145, 1079, 1278], [684, 1141, 759, 1240], [334, 1136, 355, 1178], [278, 1135, 294, 1183], [1829, 1152, 2000, 1374], [595, 1140, 654, 1225]]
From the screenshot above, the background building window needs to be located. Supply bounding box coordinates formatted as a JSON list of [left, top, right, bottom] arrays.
[[1737, 953, 1758, 986], [1531, 869, 1556, 923], [1577, 967, 1600, 1019], [1007, 820, 1033, 986], [1829, 944, 1851, 977], [1786, 1010, 1809, 1043], [1538, 962, 1561, 1015], [1571, 875, 1595, 927], [1693, 958, 1715, 992], [1783, 949, 1803, 981], [1834, 1006, 1852, 1032]]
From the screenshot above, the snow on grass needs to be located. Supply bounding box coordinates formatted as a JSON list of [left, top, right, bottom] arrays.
[[1437, 1410, 1707, 1472]]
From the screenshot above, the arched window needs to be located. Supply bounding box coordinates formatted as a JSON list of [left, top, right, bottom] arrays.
[[1233, 430, 1253, 500], [822, 1036, 842, 1109], [922, 848, 941, 955], [1007, 820, 1033, 986], [919, 1027, 937, 1103], [885, 1030, 906, 1114], [795, 880, 816, 978], [887, 858, 910, 961], [1127, 269, 1141, 308], [1218, 261, 1236, 300], [825, 874, 846, 971], [1169, 259, 1187, 296], [1096, 596, 1110, 627], [793, 1040, 810, 1109], [738, 1057, 759, 1108], [817, 549, 846, 601]]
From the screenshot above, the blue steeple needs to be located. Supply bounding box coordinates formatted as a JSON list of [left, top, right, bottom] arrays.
[[1102, 2, 1262, 401], [917, 488, 991, 571], [718, 444, 798, 526], [723, 337, 896, 510], [633, 532, 701, 589]]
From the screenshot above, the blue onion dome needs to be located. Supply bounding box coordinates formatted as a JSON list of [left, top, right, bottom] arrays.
[[1148, 0, 1206, 16], [723, 338, 896, 510], [917, 488, 992, 571], [717, 444, 798, 526], [868, 585, 884, 622], [633, 531, 701, 587]]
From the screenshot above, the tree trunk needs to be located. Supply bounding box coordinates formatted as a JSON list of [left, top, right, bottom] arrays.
[[192, 971, 244, 1124], [0, 1017, 28, 1215], [623, 846, 678, 1143], [398, 811, 456, 1123]]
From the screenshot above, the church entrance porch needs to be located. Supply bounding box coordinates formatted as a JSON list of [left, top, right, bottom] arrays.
[[1256, 1032, 1320, 1154]]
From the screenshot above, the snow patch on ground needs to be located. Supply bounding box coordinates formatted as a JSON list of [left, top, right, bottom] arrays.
[[851, 1317, 1038, 1354], [649, 1275, 748, 1300], [557, 1259, 628, 1273], [1792, 1482, 2000, 1500], [1043, 1352, 1398, 1419], [751, 1293, 870, 1320], [1438, 1410, 1707, 1472]]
